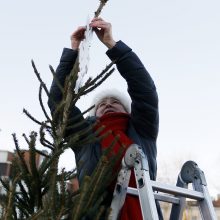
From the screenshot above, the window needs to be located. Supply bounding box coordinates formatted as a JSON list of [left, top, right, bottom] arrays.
[[0, 163, 9, 177]]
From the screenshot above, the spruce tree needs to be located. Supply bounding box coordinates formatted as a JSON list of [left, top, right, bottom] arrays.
[[0, 1, 124, 219]]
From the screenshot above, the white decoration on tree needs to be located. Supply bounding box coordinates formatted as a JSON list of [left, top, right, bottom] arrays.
[[74, 16, 93, 93]]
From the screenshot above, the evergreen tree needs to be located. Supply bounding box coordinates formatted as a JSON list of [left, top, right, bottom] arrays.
[[0, 1, 124, 219]]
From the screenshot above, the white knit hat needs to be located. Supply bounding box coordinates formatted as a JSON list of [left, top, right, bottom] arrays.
[[89, 89, 131, 116]]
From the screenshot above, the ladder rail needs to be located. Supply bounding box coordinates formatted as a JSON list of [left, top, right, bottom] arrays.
[[193, 175, 217, 220]]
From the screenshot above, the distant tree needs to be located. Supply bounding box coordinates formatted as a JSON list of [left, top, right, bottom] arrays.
[[157, 154, 195, 218], [157, 153, 195, 184]]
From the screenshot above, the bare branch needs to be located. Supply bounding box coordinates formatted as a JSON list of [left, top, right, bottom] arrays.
[[23, 108, 42, 126], [31, 60, 50, 97], [94, 0, 109, 17]]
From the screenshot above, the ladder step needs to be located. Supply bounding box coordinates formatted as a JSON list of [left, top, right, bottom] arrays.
[[127, 180, 204, 201], [151, 181, 204, 200], [154, 193, 180, 204], [127, 187, 180, 204]]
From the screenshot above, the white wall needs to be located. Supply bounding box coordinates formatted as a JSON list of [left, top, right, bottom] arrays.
[[0, 151, 8, 163]]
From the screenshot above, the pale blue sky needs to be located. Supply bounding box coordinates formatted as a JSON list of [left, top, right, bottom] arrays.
[[0, 0, 220, 196]]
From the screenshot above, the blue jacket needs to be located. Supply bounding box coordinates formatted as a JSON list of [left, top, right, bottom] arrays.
[[48, 40, 159, 182], [48, 41, 162, 218]]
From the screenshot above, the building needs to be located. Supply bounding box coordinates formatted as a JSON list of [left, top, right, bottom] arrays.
[[0, 150, 14, 178], [0, 150, 14, 195], [0, 149, 46, 193]]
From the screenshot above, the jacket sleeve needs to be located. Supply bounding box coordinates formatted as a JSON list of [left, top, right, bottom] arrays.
[[48, 48, 78, 113], [106, 41, 159, 139], [48, 48, 89, 136]]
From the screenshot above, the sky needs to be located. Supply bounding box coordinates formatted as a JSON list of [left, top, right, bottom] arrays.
[[0, 0, 220, 197]]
